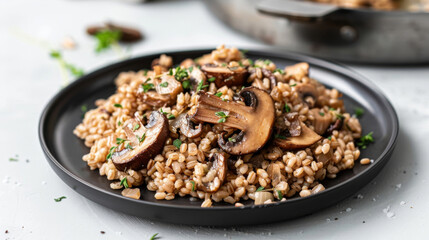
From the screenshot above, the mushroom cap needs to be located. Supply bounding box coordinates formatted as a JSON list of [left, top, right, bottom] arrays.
[[201, 64, 248, 88], [112, 111, 169, 171], [198, 152, 227, 193], [275, 122, 322, 150]]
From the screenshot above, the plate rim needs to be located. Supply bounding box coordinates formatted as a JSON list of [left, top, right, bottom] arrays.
[[38, 48, 399, 211]]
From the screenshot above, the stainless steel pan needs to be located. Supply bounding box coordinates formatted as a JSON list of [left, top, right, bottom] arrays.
[[204, 0, 429, 64]]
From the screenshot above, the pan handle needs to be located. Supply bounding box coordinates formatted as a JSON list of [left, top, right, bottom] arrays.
[[256, 0, 340, 19]]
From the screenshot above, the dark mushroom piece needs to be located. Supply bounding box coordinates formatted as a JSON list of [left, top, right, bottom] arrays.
[[198, 153, 227, 193], [249, 68, 277, 90], [112, 111, 169, 171], [274, 112, 302, 138], [275, 122, 322, 150], [308, 108, 332, 135], [201, 64, 248, 88], [294, 83, 319, 108], [170, 113, 203, 138], [312, 144, 333, 166], [191, 87, 275, 155], [325, 118, 343, 136], [86, 22, 143, 42]]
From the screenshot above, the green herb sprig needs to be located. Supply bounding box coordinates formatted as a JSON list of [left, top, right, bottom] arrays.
[[54, 196, 67, 202], [357, 132, 374, 149], [215, 111, 229, 123]]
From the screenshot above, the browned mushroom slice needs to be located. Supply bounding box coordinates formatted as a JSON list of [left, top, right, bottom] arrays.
[[274, 112, 302, 137], [294, 83, 318, 108], [267, 163, 282, 187], [275, 122, 322, 150], [155, 74, 183, 96], [112, 111, 169, 171], [308, 108, 332, 135], [198, 153, 227, 193], [201, 65, 248, 88], [141, 91, 171, 107], [170, 113, 203, 138], [86, 22, 143, 42], [191, 87, 275, 155], [325, 118, 343, 136]]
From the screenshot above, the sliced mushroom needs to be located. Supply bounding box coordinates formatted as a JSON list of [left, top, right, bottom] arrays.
[[313, 146, 333, 166], [189, 67, 207, 94], [112, 111, 169, 171], [254, 191, 274, 205], [170, 113, 203, 138], [86, 22, 143, 42], [141, 91, 171, 107], [140, 74, 183, 107], [274, 112, 301, 138], [201, 64, 248, 88], [267, 163, 282, 187], [294, 83, 318, 108], [285, 62, 309, 81], [308, 108, 332, 135], [249, 68, 277, 90], [275, 122, 322, 150], [325, 118, 343, 136], [198, 153, 227, 193], [191, 87, 275, 155]]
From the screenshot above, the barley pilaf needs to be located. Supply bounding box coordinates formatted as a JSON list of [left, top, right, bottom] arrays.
[[74, 45, 366, 207]]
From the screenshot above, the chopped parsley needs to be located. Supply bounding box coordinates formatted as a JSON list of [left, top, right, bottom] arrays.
[[357, 132, 374, 149], [93, 29, 121, 53], [214, 92, 222, 97], [137, 133, 146, 143], [190, 180, 196, 191], [81, 105, 88, 118], [120, 178, 129, 189], [116, 138, 126, 145], [355, 107, 364, 117], [182, 80, 190, 89], [125, 143, 133, 150], [132, 124, 140, 131], [49, 50, 84, 83], [173, 139, 182, 149], [256, 186, 265, 192], [215, 111, 229, 123], [159, 108, 167, 115], [150, 233, 160, 240], [168, 68, 173, 76], [228, 138, 236, 143], [106, 146, 117, 160], [284, 103, 291, 113], [221, 63, 227, 67], [118, 121, 122, 126], [238, 61, 244, 67], [247, 59, 254, 66], [174, 66, 189, 81], [159, 82, 168, 88], [336, 113, 345, 120], [196, 80, 209, 92], [327, 136, 332, 140], [54, 196, 66, 202], [290, 83, 297, 87], [142, 82, 154, 93], [277, 190, 283, 200], [319, 112, 325, 116], [167, 114, 175, 120], [208, 77, 216, 82], [114, 103, 123, 108], [274, 69, 285, 74], [188, 66, 194, 72], [263, 59, 272, 65], [275, 134, 287, 140], [143, 70, 148, 76]]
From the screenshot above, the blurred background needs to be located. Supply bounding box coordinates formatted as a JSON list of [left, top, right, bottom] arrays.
[[1, 0, 429, 239]]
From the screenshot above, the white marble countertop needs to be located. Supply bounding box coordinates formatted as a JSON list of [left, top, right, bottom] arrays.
[[1, 0, 429, 239]]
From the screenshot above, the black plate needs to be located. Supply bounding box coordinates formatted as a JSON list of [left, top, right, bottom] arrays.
[[39, 49, 399, 226]]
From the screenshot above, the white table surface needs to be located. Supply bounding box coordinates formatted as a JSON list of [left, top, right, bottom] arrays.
[[1, 0, 429, 239]]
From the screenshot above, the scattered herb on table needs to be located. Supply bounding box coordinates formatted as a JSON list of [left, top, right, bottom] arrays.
[[54, 196, 66, 202], [120, 177, 129, 188], [215, 111, 229, 123], [49, 50, 84, 85], [9, 158, 18, 162], [150, 233, 160, 240]]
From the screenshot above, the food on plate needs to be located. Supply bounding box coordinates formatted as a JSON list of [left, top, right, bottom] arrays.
[[312, 0, 429, 11], [74, 45, 369, 207]]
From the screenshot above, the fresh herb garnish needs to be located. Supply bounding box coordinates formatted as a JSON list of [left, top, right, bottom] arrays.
[[143, 70, 148, 76], [81, 105, 88, 118], [336, 113, 345, 120], [277, 190, 283, 200], [159, 108, 167, 115], [196, 80, 209, 92], [120, 177, 129, 189], [167, 114, 175, 120], [133, 124, 140, 131], [182, 80, 190, 89], [248, 59, 254, 66], [273, 69, 285, 74], [355, 107, 364, 117], [137, 133, 146, 143], [142, 83, 154, 93], [173, 139, 182, 149], [214, 92, 222, 97], [263, 59, 272, 65], [54, 196, 66, 202], [228, 138, 236, 143], [319, 112, 325, 116], [357, 132, 374, 149], [256, 186, 265, 192], [221, 63, 227, 67], [208, 77, 216, 82], [284, 103, 291, 113], [150, 233, 160, 240], [9, 158, 18, 162], [94, 29, 122, 53], [118, 121, 122, 126], [159, 82, 168, 88], [327, 136, 332, 140], [114, 103, 123, 108], [116, 137, 126, 145], [275, 134, 287, 140], [125, 143, 134, 150], [290, 83, 297, 87], [238, 61, 244, 67], [215, 111, 229, 123], [168, 68, 173, 76], [174, 66, 189, 81], [190, 180, 196, 191], [106, 146, 117, 160], [188, 66, 194, 73], [49, 50, 84, 85]]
